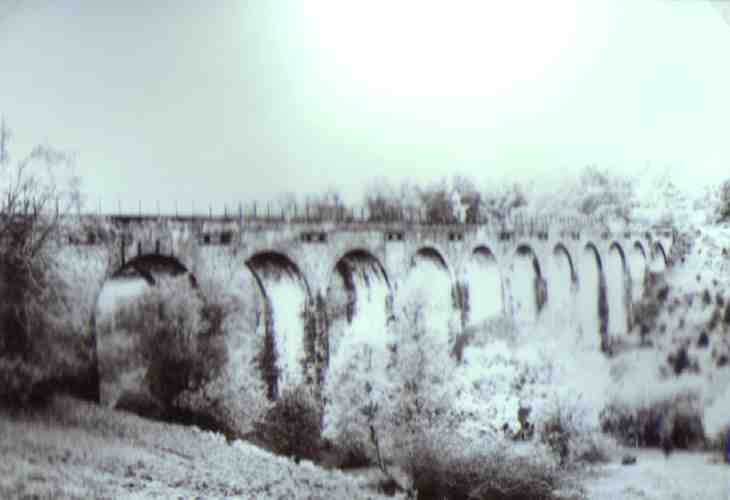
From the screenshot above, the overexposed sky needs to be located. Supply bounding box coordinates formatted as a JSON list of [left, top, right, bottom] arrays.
[[1, 1, 729, 212]]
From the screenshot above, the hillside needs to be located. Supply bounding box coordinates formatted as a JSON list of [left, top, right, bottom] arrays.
[[0, 396, 401, 500], [2, 396, 727, 500]]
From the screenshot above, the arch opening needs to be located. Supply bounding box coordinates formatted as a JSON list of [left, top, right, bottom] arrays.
[[651, 242, 668, 272], [95, 255, 198, 410], [578, 243, 608, 351], [246, 251, 312, 400], [463, 246, 503, 327], [551, 244, 575, 323], [629, 242, 648, 302], [606, 242, 630, 338], [326, 249, 392, 357], [112, 254, 192, 286], [401, 246, 454, 337], [512, 244, 545, 321]]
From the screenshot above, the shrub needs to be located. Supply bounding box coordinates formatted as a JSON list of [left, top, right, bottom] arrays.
[[143, 283, 227, 408], [405, 432, 563, 500], [253, 385, 323, 463], [600, 391, 705, 450], [0, 358, 56, 408], [97, 275, 228, 425], [538, 397, 612, 467]]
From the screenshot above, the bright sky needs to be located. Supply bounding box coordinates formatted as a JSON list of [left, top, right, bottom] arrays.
[[1, 1, 729, 212]]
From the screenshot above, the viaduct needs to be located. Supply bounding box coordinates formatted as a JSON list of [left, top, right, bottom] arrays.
[[68, 211, 675, 402]]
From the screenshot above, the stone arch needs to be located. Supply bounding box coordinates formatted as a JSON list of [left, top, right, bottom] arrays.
[[463, 245, 504, 326], [512, 244, 546, 321], [551, 243, 576, 323], [606, 242, 631, 337], [579, 243, 609, 351], [412, 246, 450, 272], [553, 243, 577, 284], [245, 251, 313, 400], [326, 249, 392, 357], [629, 241, 648, 302], [651, 241, 668, 271], [401, 246, 455, 335], [95, 254, 199, 410], [111, 254, 193, 286]]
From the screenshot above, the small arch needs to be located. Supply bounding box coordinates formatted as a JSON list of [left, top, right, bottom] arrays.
[[580, 243, 608, 351], [246, 251, 312, 300], [464, 245, 504, 324], [629, 241, 648, 302], [412, 246, 450, 272], [330, 249, 391, 292], [516, 244, 543, 277], [608, 242, 627, 268], [653, 241, 669, 267], [402, 246, 454, 334], [607, 241, 631, 336], [473, 245, 497, 262], [328, 248, 391, 326], [553, 243, 577, 284], [551, 243, 576, 323], [512, 244, 546, 319], [634, 241, 647, 260], [584, 243, 603, 271]]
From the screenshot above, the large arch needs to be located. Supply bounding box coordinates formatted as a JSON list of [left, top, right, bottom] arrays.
[[463, 246, 503, 326], [511, 244, 546, 321], [95, 254, 198, 410], [629, 242, 648, 302], [400, 246, 455, 336], [579, 243, 608, 351], [326, 249, 392, 357], [551, 243, 576, 324], [606, 242, 631, 337], [246, 251, 312, 400]]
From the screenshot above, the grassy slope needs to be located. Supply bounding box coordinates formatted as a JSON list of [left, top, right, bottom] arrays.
[[578, 448, 728, 500], [2, 396, 727, 500], [0, 396, 401, 500]]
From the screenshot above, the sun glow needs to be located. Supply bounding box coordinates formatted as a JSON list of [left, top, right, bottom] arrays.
[[303, 1, 579, 98]]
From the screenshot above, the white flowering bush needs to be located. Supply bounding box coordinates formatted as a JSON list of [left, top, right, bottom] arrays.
[[704, 383, 730, 454], [321, 331, 396, 467], [321, 284, 609, 497]]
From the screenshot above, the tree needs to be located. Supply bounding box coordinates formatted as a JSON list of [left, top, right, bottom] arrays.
[[363, 177, 399, 222], [0, 119, 83, 404]]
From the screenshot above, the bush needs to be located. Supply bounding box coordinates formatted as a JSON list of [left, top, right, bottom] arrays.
[[97, 275, 228, 424], [253, 385, 323, 463], [405, 432, 563, 500], [538, 397, 612, 468], [143, 286, 227, 408], [0, 358, 55, 408], [600, 391, 705, 450]]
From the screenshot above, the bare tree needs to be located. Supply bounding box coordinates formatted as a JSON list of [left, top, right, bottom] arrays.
[[0, 118, 81, 358]]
